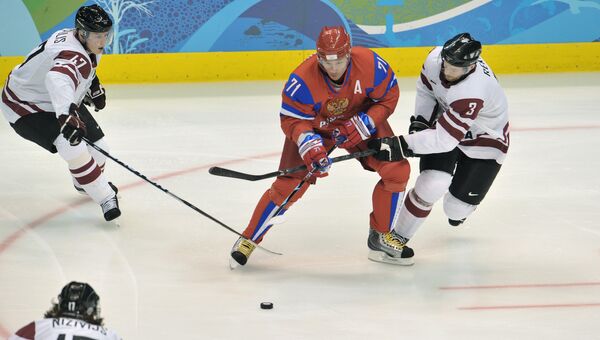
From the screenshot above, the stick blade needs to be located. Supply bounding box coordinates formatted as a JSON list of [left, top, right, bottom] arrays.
[[208, 167, 261, 181]]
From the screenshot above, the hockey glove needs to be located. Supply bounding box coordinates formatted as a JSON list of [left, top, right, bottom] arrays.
[[409, 115, 430, 134], [368, 135, 413, 162], [83, 75, 106, 111], [298, 133, 331, 177], [58, 104, 87, 146], [334, 112, 376, 149]]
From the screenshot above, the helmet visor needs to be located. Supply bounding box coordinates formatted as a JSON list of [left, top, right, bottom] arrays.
[[86, 28, 114, 46]]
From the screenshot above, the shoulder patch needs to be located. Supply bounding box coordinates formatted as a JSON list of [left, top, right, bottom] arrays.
[[55, 50, 92, 79], [449, 98, 484, 119], [15, 321, 36, 339], [372, 51, 390, 88], [283, 73, 314, 105]]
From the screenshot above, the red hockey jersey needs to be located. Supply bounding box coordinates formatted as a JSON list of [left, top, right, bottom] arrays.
[[279, 46, 400, 144]]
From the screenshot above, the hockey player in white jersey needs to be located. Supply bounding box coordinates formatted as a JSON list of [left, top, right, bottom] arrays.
[[9, 281, 121, 340], [0, 4, 120, 221], [368, 33, 510, 263]]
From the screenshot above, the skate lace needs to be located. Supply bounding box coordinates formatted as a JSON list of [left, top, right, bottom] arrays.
[[237, 239, 256, 257], [382, 232, 406, 251]]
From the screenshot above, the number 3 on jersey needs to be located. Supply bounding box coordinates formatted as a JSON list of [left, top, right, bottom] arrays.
[[465, 102, 478, 116]]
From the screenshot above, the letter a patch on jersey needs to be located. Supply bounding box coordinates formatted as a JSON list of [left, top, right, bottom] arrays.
[[354, 80, 362, 94]]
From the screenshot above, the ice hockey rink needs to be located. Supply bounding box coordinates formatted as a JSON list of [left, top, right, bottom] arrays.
[[1, 73, 599, 339]]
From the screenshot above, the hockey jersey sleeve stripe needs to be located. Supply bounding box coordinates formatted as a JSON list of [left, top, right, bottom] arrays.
[[280, 103, 314, 120], [50, 66, 79, 88], [437, 114, 466, 141], [4, 82, 44, 112], [2, 87, 34, 117], [460, 135, 509, 153], [14, 321, 36, 339], [420, 72, 433, 91], [445, 109, 471, 131]]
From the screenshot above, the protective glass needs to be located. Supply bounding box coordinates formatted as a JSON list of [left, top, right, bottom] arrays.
[[87, 29, 114, 46], [442, 60, 471, 79]]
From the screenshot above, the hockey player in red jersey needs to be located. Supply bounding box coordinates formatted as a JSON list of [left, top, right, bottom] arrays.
[[1, 5, 120, 221], [230, 26, 413, 267], [369, 33, 510, 258], [9, 281, 121, 340]]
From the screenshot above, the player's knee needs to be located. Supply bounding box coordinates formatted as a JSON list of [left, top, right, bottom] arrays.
[[268, 176, 306, 205], [55, 136, 90, 163], [89, 138, 109, 166], [87, 137, 110, 160], [408, 188, 433, 208], [443, 192, 476, 220], [66, 152, 93, 171], [413, 170, 452, 204], [378, 160, 410, 192]]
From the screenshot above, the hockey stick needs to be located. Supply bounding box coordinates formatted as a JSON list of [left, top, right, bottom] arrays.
[[267, 144, 338, 225], [209, 148, 376, 181], [82, 137, 282, 256]]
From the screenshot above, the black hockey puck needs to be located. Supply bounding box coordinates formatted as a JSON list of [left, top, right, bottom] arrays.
[[260, 302, 273, 310]]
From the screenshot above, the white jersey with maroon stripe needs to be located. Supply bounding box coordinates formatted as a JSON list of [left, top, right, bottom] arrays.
[[404, 46, 510, 164], [2, 29, 99, 124], [9, 318, 120, 340]]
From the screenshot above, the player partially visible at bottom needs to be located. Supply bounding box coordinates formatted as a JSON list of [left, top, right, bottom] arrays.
[[230, 26, 413, 267], [9, 281, 122, 340]]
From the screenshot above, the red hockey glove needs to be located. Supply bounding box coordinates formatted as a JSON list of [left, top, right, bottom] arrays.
[[334, 112, 376, 149], [58, 104, 87, 146], [298, 133, 331, 177]]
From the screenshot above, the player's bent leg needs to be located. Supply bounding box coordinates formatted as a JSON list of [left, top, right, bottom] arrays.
[[369, 159, 409, 232], [446, 153, 502, 226], [367, 160, 413, 265], [87, 137, 109, 172], [443, 193, 477, 226], [394, 170, 452, 238], [55, 137, 119, 221], [231, 176, 309, 266]]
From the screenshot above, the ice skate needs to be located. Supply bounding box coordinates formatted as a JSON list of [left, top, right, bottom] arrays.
[[448, 218, 465, 226], [367, 229, 414, 265], [230, 237, 256, 268], [75, 182, 120, 198], [100, 194, 120, 222]]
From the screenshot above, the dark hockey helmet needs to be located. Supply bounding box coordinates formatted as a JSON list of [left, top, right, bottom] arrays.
[[58, 281, 100, 319], [441, 33, 482, 67], [75, 4, 113, 33], [317, 26, 351, 60]]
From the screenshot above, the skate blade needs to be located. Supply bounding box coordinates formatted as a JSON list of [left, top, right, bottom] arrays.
[[368, 250, 414, 266], [109, 218, 121, 227], [229, 256, 240, 270]]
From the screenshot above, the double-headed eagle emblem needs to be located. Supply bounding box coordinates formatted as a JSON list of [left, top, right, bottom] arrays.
[[326, 97, 349, 116]]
